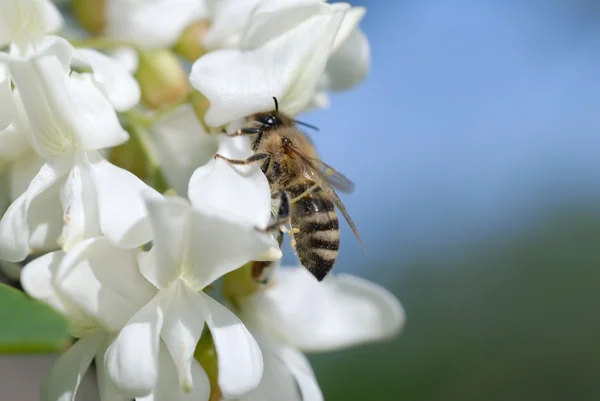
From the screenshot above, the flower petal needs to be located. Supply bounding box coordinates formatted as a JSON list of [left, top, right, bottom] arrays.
[[190, 2, 347, 126], [138, 344, 210, 401], [104, 292, 165, 397], [26, 170, 63, 253], [188, 135, 271, 229], [240, 267, 405, 352], [0, 0, 63, 48], [0, 64, 15, 130], [142, 195, 275, 290], [5, 47, 127, 156], [7, 150, 45, 200], [151, 105, 218, 195], [280, 347, 323, 401], [330, 6, 365, 53], [6, 52, 75, 158], [324, 27, 369, 91], [138, 196, 191, 289], [0, 124, 31, 169], [57, 155, 101, 251], [66, 73, 130, 150], [0, 193, 30, 262], [106, 0, 208, 49], [72, 48, 141, 112], [22, 250, 104, 337], [88, 152, 161, 248], [160, 281, 206, 392], [21, 251, 70, 315], [42, 333, 104, 401], [109, 47, 139, 74], [240, 334, 302, 401], [187, 199, 276, 290], [56, 237, 157, 332], [193, 3, 347, 125], [0, 159, 68, 262], [202, 293, 263, 398], [96, 339, 130, 401], [202, 0, 262, 50]]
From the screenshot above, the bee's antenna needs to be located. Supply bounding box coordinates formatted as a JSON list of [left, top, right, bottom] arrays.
[[272, 97, 279, 112], [295, 120, 320, 132]]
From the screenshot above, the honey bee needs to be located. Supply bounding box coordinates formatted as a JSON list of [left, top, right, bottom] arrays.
[[214, 97, 364, 282]]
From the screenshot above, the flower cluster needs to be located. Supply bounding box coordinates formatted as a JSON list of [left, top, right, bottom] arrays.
[[0, 1, 403, 401]]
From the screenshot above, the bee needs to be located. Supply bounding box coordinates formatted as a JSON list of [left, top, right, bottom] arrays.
[[214, 97, 364, 282]]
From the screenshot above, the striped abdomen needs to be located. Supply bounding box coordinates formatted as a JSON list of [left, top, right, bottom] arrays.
[[287, 182, 340, 281]]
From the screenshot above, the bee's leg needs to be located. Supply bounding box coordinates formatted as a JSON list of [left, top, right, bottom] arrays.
[[221, 128, 264, 150], [290, 183, 320, 203], [221, 128, 262, 137], [214, 153, 270, 174]]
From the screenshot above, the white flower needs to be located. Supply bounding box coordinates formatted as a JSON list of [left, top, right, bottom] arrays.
[[190, 2, 349, 127], [20, 238, 158, 401], [0, 37, 155, 262], [105, 195, 273, 398], [311, 7, 370, 109], [71, 47, 142, 112], [150, 105, 218, 195], [230, 333, 323, 401], [323, 7, 369, 92], [234, 266, 405, 400], [22, 237, 215, 401], [202, 0, 324, 51], [196, 1, 369, 117], [0, 0, 62, 51], [188, 135, 273, 231], [105, 0, 208, 49]]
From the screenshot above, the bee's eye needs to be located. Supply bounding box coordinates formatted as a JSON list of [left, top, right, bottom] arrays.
[[281, 137, 291, 146], [259, 114, 281, 127]]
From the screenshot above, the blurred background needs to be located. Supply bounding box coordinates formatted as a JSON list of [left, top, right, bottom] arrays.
[[3, 0, 600, 400], [299, 0, 600, 400]]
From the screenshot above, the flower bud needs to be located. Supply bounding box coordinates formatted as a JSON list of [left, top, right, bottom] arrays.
[[72, 0, 106, 34], [223, 263, 259, 303], [109, 138, 148, 181], [135, 49, 190, 110], [174, 20, 211, 62]]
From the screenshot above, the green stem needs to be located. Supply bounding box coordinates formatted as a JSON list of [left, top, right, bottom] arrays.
[[68, 37, 142, 52], [122, 111, 170, 193]]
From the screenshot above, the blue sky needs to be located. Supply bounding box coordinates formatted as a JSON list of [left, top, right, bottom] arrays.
[[287, 0, 600, 273]]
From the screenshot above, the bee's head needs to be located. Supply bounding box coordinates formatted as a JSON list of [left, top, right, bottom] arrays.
[[249, 97, 296, 131]]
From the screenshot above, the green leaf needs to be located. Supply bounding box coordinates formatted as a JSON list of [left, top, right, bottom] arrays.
[[0, 283, 70, 353]]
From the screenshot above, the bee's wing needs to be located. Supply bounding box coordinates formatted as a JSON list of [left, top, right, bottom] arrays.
[[288, 145, 366, 252], [290, 147, 355, 193]]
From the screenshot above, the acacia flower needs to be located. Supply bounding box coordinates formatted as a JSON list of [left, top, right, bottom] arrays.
[[21, 238, 156, 401], [104, 0, 208, 49], [0, 2, 399, 401], [0, 37, 156, 262], [195, 1, 369, 115], [233, 266, 405, 400], [190, 2, 349, 127], [0, 0, 62, 52], [105, 194, 274, 398]]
